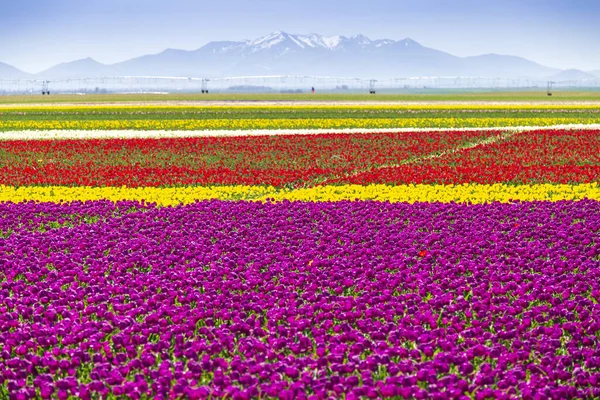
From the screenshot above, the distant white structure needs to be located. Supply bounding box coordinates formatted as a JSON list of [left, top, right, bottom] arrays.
[[0, 75, 599, 95]]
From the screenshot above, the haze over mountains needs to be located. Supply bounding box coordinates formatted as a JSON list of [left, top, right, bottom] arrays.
[[2, 32, 599, 81], [0, 62, 30, 79]]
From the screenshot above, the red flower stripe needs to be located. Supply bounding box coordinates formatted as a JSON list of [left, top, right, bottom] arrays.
[[0, 129, 598, 187]]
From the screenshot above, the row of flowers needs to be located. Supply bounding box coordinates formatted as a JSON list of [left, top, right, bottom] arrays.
[[1, 184, 599, 205], [0, 130, 598, 186], [2, 118, 600, 131], [1, 200, 599, 399]]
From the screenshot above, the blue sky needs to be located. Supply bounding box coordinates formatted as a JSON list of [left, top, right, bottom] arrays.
[[2, 0, 599, 73]]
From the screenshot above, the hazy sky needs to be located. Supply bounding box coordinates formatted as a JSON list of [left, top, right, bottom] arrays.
[[2, 0, 599, 73]]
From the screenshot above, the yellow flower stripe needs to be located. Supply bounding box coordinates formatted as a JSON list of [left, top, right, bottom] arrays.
[[2, 117, 600, 131], [1, 184, 599, 206]]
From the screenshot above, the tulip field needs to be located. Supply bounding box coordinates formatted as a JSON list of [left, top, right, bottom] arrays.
[[1, 101, 600, 399], [2, 104, 600, 131]]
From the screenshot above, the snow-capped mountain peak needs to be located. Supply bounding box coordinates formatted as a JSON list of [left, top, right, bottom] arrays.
[[243, 32, 389, 53], [246, 32, 336, 51], [248, 31, 289, 49]]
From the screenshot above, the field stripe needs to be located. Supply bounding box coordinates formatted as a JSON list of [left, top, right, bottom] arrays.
[[315, 130, 521, 185], [1, 184, 599, 205], [1, 124, 600, 140]]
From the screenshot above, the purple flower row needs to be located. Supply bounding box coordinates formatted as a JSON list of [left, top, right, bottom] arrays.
[[0, 200, 599, 399]]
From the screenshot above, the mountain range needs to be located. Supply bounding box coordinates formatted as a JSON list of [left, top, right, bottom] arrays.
[[1, 32, 599, 80]]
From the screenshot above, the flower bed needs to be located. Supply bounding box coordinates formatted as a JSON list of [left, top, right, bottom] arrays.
[[1, 200, 599, 399], [1, 102, 600, 131], [1, 129, 600, 187], [1, 184, 600, 205]]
